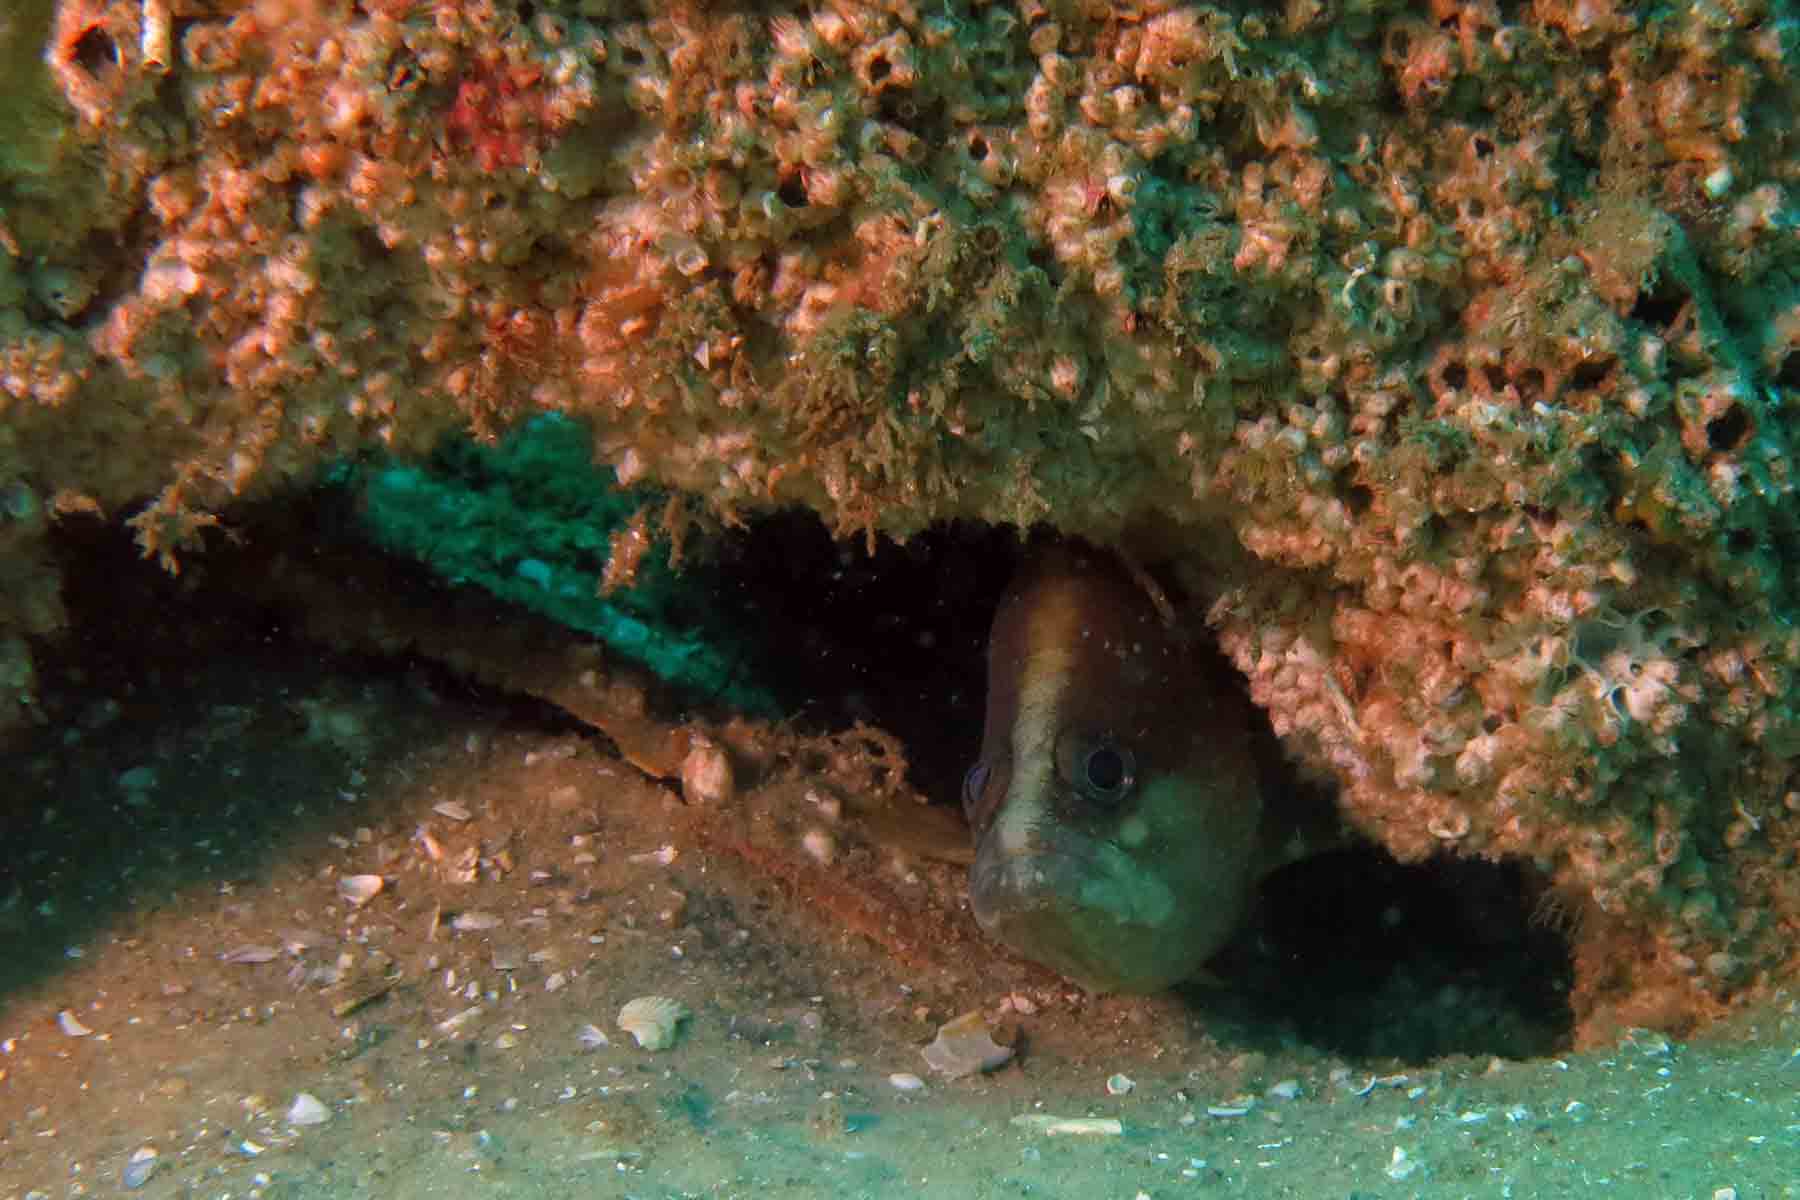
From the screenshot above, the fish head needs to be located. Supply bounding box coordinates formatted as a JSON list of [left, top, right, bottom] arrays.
[[963, 545, 1263, 992]]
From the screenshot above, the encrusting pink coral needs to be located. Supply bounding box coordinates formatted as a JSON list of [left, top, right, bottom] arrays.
[[2, 0, 1800, 1040]]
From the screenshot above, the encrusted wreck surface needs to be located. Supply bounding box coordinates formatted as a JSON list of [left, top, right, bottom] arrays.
[[5, 0, 1800, 1036]]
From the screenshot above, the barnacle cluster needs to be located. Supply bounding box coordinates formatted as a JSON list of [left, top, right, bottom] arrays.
[[3, 0, 1800, 1036]]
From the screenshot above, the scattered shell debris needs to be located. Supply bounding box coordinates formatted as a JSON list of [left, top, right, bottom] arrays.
[[920, 1010, 1015, 1079], [1105, 1072, 1135, 1096], [618, 996, 690, 1051]]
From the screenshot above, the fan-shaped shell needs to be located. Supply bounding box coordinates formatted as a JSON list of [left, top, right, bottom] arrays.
[[617, 995, 689, 1051]]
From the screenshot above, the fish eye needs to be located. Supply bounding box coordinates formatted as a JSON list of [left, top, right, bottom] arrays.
[[1057, 731, 1136, 807], [1084, 745, 1130, 795]]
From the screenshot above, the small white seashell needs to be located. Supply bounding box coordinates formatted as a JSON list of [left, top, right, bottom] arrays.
[[679, 735, 734, 806], [221, 945, 281, 964], [58, 1009, 92, 1037], [337, 875, 384, 906], [888, 1072, 926, 1092], [576, 1022, 610, 1049], [800, 828, 835, 865], [286, 1092, 331, 1126], [618, 995, 690, 1050], [1267, 1079, 1302, 1100], [433, 800, 472, 821], [1106, 1073, 1135, 1096]]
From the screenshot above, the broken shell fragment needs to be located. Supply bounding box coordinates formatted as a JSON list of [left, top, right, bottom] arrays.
[[921, 1010, 1015, 1078], [437, 1005, 482, 1034], [679, 734, 734, 806], [618, 995, 690, 1050], [121, 1146, 159, 1189], [450, 910, 502, 932], [57, 1009, 92, 1037], [285, 1092, 331, 1126], [337, 874, 384, 906], [1428, 809, 1472, 841], [1009, 1114, 1124, 1136]]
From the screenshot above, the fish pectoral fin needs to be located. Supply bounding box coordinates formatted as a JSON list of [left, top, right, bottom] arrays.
[[854, 798, 977, 866]]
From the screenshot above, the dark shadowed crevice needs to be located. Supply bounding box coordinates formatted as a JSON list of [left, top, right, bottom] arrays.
[[1197, 847, 1574, 1062], [706, 513, 1022, 804]]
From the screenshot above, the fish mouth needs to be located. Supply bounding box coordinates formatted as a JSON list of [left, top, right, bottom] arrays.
[[969, 828, 1187, 993]]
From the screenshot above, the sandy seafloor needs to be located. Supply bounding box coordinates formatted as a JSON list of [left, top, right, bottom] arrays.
[[3, 561, 1799, 1200]]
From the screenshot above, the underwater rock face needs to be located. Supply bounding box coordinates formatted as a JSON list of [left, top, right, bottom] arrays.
[[2, 0, 1800, 1036]]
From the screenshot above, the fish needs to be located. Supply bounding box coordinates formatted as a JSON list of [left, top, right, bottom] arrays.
[[963, 541, 1309, 992]]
